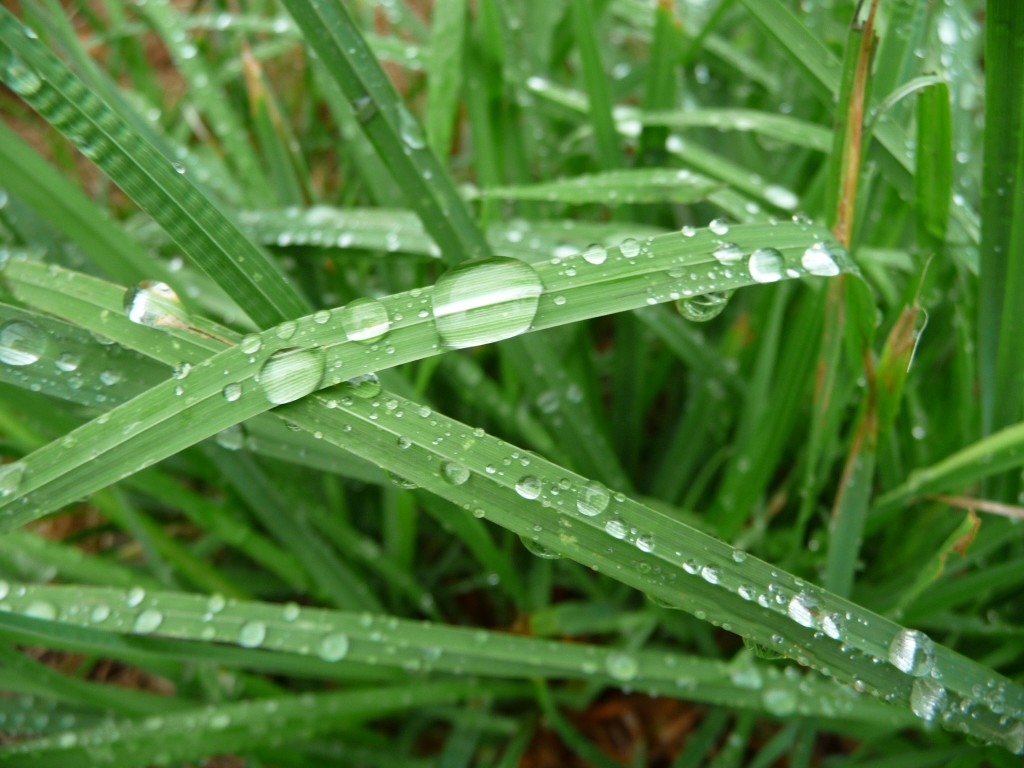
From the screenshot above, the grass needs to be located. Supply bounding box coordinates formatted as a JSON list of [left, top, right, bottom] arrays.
[[0, 0, 1021, 765]]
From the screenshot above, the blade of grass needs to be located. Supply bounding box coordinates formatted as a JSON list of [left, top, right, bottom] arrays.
[[569, 0, 623, 169]]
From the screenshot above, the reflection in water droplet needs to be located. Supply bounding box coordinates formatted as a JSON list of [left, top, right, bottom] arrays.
[[888, 628, 935, 677], [441, 461, 470, 485], [239, 620, 267, 648], [515, 475, 541, 499], [787, 592, 817, 628], [134, 608, 163, 634], [605, 518, 627, 539], [748, 248, 784, 283], [318, 633, 350, 661], [432, 258, 543, 349], [257, 347, 325, 405], [0, 461, 26, 498], [0, 321, 47, 366], [340, 298, 391, 343], [676, 291, 733, 322], [124, 281, 189, 329], [605, 652, 638, 681], [577, 481, 610, 516], [801, 242, 841, 276]]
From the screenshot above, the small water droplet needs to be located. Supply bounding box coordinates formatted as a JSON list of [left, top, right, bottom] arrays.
[[441, 461, 470, 486], [215, 424, 245, 451], [605, 518, 627, 539], [0, 461, 26, 498], [700, 566, 720, 584], [432, 258, 543, 349], [282, 602, 300, 621], [342, 372, 381, 399], [276, 321, 297, 340], [515, 475, 541, 499], [222, 382, 243, 402], [397, 106, 426, 149], [239, 334, 262, 354], [239, 620, 267, 648], [127, 586, 146, 607], [801, 242, 841, 276], [100, 369, 122, 386], [764, 185, 799, 210], [605, 651, 638, 681], [340, 297, 391, 343], [787, 592, 817, 628], [888, 628, 935, 677], [318, 633, 350, 661], [55, 352, 80, 372], [577, 480, 610, 516], [0, 320, 47, 366], [257, 347, 325, 405], [90, 604, 111, 622], [712, 242, 745, 265], [4, 56, 42, 96], [124, 281, 189, 329], [620, 238, 641, 258], [636, 534, 655, 553], [748, 248, 784, 283], [134, 608, 163, 634], [709, 218, 730, 236], [676, 290, 733, 322], [520, 536, 560, 559], [582, 243, 607, 265], [762, 686, 798, 716]]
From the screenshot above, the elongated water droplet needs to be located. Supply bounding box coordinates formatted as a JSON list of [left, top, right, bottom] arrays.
[[801, 242, 841, 276], [605, 652, 638, 681], [764, 185, 798, 210], [515, 475, 541, 499], [257, 347, 325, 405], [577, 480, 610, 516], [239, 620, 267, 648], [676, 290, 733, 322], [432, 258, 543, 348], [124, 281, 189, 329], [441, 461, 470, 486], [520, 536, 560, 559], [749, 248, 784, 283], [0, 320, 46, 366], [582, 243, 607, 265], [340, 298, 391, 343], [318, 633, 350, 661], [134, 608, 163, 634], [25, 601, 57, 620], [0, 461, 26, 498], [910, 678, 946, 722], [888, 628, 935, 677]]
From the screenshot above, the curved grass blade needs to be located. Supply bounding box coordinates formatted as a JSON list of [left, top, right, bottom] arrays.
[[0, 8, 308, 328]]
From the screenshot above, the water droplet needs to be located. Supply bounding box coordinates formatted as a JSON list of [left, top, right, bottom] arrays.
[[222, 383, 242, 402], [239, 620, 267, 648], [582, 243, 607, 265], [173, 363, 191, 380], [821, 612, 845, 640], [801, 242, 841, 276], [25, 600, 56, 621], [318, 633, 350, 661], [208, 594, 226, 613], [215, 424, 245, 451], [340, 297, 391, 343], [764, 185, 799, 210], [699, 566, 720, 584], [577, 480, 610, 516], [762, 686, 798, 716], [100, 369, 122, 386], [276, 321, 297, 340], [282, 602, 300, 621], [910, 678, 946, 722], [127, 586, 146, 607], [709, 218, 730, 236], [441, 461, 470, 486], [0, 461, 26, 498], [0, 320, 47, 366], [676, 290, 733, 322], [748, 248, 784, 283], [712, 242, 744, 265], [432, 258, 543, 349], [55, 352, 80, 372], [515, 475, 542, 499], [342, 372, 382, 399], [605, 651, 638, 681], [397, 106, 426, 149], [888, 629, 935, 677], [124, 281, 189, 329], [520, 536, 560, 559], [636, 534, 655, 553], [605, 518, 627, 539], [4, 56, 42, 96], [681, 225, 697, 237], [787, 592, 817, 628], [134, 608, 163, 634], [90, 604, 111, 622], [239, 334, 262, 354], [257, 347, 325, 405], [619, 238, 641, 258]]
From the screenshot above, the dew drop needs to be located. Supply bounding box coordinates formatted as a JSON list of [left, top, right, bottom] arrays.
[[582, 243, 608, 265], [100, 369, 122, 386], [342, 372, 382, 399], [90, 604, 111, 622], [619, 238, 641, 258], [712, 242, 745, 265], [800, 242, 841, 276], [441, 461, 470, 486], [577, 480, 610, 516], [515, 475, 541, 499], [0, 320, 47, 366], [762, 686, 798, 716], [318, 632, 350, 661], [282, 602, 300, 621], [605, 651, 638, 682], [397, 106, 426, 149], [681, 225, 697, 237], [25, 600, 57, 621], [134, 608, 163, 634], [215, 424, 245, 451], [127, 586, 146, 607], [239, 620, 267, 648], [699, 566, 720, 584], [55, 352, 80, 372], [636, 534, 655, 553], [748, 248, 784, 283], [764, 184, 799, 210], [676, 290, 733, 322], [239, 334, 262, 354], [520, 536, 561, 559], [340, 297, 391, 343], [910, 678, 946, 722], [708, 218, 730, 236], [605, 518, 627, 539], [276, 320, 297, 340], [0, 461, 26, 498], [257, 347, 325, 405], [124, 281, 189, 329], [432, 258, 543, 349], [888, 628, 935, 677], [787, 592, 817, 628], [222, 382, 242, 402], [4, 56, 42, 96]]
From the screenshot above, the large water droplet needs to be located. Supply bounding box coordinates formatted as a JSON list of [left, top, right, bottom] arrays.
[[577, 480, 610, 516], [215, 424, 245, 451], [340, 298, 391, 343], [515, 475, 542, 499], [888, 628, 935, 677], [134, 608, 163, 634], [800, 242, 841, 276], [676, 291, 733, 322], [441, 461, 470, 486], [786, 592, 817, 628], [748, 248, 784, 283], [239, 620, 267, 648], [257, 347, 326, 405], [712, 242, 744, 265], [0, 461, 26, 498], [0, 320, 46, 366], [25, 600, 57, 621], [605, 652, 638, 681], [124, 281, 189, 329], [318, 633, 350, 661], [582, 243, 607, 265], [432, 258, 543, 349], [910, 678, 946, 722]]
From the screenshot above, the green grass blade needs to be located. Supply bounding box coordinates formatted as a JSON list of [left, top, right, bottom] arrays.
[[474, 168, 721, 205], [425, 0, 467, 156], [914, 81, 953, 253], [569, 0, 623, 169]]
